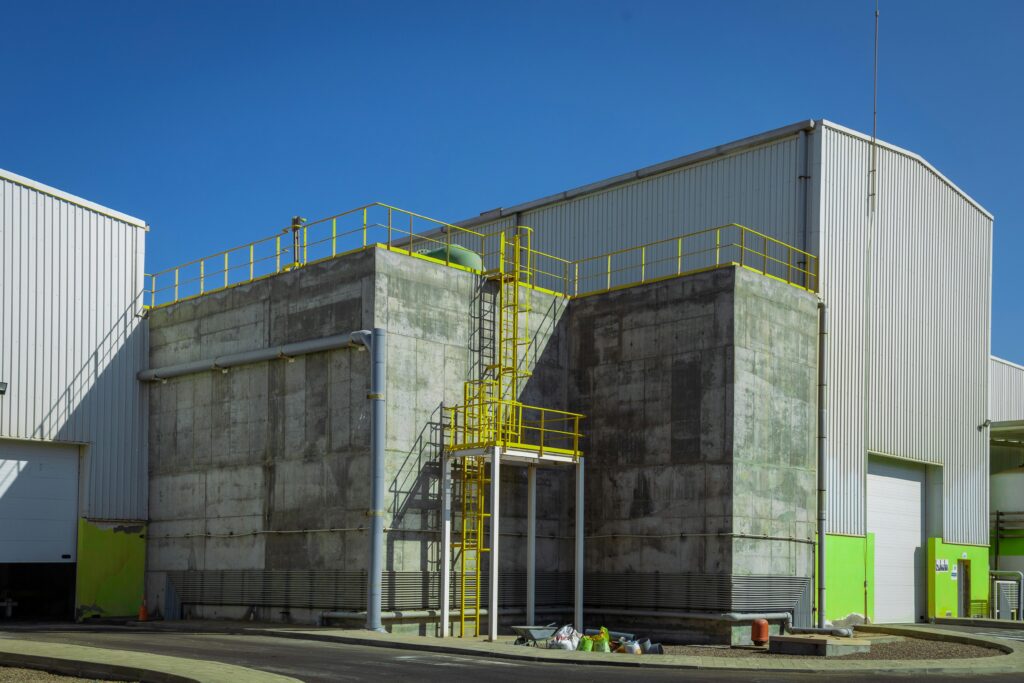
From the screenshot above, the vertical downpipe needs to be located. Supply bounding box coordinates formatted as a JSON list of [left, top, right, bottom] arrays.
[[817, 303, 829, 628], [366, 328, 387, 632]]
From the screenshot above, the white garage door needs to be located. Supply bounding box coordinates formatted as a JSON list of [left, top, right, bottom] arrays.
[[867, 456, 925, 623], [0, 440, 79, 563]]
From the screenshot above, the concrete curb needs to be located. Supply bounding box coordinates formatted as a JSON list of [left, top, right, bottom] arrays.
[[0, 638, 302, 683], [856, 623, 1017, 652], [244, 624, 1024, 675], [933, 617, 1024, 630]]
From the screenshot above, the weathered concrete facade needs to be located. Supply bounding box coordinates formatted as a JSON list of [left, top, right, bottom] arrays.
[[567, 268, 818, 641], [145, 248, 573, 623], [570, 268, 816, 579], [144, 247, 818, 641]]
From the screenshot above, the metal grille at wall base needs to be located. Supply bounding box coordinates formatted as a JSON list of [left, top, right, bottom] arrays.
[[164, 570, 809, 620]]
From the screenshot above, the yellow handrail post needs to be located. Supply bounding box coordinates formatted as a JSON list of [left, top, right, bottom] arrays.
[[332, 218, 337, 257], [606, 254, 612, 291], [740, 229, 746, 267], [498, 232, 506, 276], [362, 209, 368, 247], [200, 260, 205, 295], [275, 236, 281, 273], [539, 410, 545, 457], [573, 416, 580, 458], [786, 248, 792, 285], [150, 275, 156, 308], [249, 244, 254, 281], [303, 226, 308, 264], [174, 269, 179, 302], [223, 252, 229, 289], [715, 229, 721, 266], [762, 235, 768, 275], [574, 262, 579, 296], [387, 207, 393, 249], [677, 237, 682, 275], [641, 246, 646, 283]]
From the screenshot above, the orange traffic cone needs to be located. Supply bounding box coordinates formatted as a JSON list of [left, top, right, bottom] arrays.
[[138, 598, 149, 622]]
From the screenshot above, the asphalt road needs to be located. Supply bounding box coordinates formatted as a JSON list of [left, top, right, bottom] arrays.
[[1, 627, 1022, 683]]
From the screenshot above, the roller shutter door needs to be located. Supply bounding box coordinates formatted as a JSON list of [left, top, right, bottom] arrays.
[[0, 440, 79, 563], [867, 456, 926, 623]]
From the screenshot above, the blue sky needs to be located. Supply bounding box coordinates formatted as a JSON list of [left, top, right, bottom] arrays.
[[1, 0, 1021, 360]]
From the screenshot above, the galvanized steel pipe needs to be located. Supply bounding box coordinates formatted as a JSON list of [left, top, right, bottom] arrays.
[[366, 328, 387, 632], [137, 333, 367, 381], [817, 302, 829, 628]]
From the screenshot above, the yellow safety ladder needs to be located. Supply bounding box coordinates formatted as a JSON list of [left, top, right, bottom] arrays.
[[455, 226, 533, 637], [486, 227, 534, 442], [456, 456, 489, 637]]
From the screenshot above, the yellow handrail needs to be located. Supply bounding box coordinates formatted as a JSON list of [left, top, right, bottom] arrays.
[[144, 209, 819, 309], [145, 202, 491, 307], [447, 399, 584, 459]]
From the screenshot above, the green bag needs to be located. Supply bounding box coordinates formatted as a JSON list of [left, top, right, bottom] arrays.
[[577, 635, 594, 652]]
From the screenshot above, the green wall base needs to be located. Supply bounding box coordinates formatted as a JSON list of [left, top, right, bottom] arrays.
[[74, 519, 147, 620], [817, 534, 874, 624], [927, 538, 989, 619]]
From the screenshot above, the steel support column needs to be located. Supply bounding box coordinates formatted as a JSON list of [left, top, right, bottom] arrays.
[[489, 447, 501, 641], [574, 458, 585, 633], [440, 451, 452, 637], [526, 464, 537, 626]]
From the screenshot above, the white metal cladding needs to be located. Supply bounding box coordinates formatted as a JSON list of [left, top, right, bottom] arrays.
[[0, 169, 148, 520], [466, 132, 811, 264], [817, 123, 993, 545], [991, 357, 1024, 422]]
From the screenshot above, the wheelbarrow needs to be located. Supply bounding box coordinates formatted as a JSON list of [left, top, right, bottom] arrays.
[[510, 623, 559, 647]]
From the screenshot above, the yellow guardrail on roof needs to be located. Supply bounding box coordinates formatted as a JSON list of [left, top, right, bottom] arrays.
[[144, 207, 818, 309], [144, 203, 489, 308]]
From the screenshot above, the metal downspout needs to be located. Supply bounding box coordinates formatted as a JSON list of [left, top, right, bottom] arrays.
[[366, 328, 387, 632], [817, 302, 829, 628]]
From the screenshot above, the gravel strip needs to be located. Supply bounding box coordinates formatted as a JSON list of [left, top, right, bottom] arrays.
[[0, 668, 123, 682], [664, 637, 1001, 660]]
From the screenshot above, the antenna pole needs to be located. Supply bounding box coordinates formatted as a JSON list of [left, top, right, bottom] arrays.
[[870, 0, 879, 212]]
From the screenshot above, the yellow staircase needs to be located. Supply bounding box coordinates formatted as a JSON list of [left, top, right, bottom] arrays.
[[448, 226, 582, 637]]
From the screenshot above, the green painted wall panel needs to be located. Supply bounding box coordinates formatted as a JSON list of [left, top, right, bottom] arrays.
[[927, 538, 989, 618], [820, 534, 872, 623], [992, 536, 1024, 557], [74, 519, 146, 620]]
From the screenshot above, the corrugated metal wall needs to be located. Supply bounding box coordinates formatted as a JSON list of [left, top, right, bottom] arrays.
[[817, 124, 992, 545], [0, 169, 148, 520], [991, 357, 1024, 422], [453, 120, 993, 546], [470, 134, 809, 262]]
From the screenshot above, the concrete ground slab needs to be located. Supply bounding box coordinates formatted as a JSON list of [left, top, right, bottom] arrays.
[[9, 620, 1021, 676], [768, 634, 871, 657], [0, 636, 301, 683], [180, 621, 1022, 675]]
